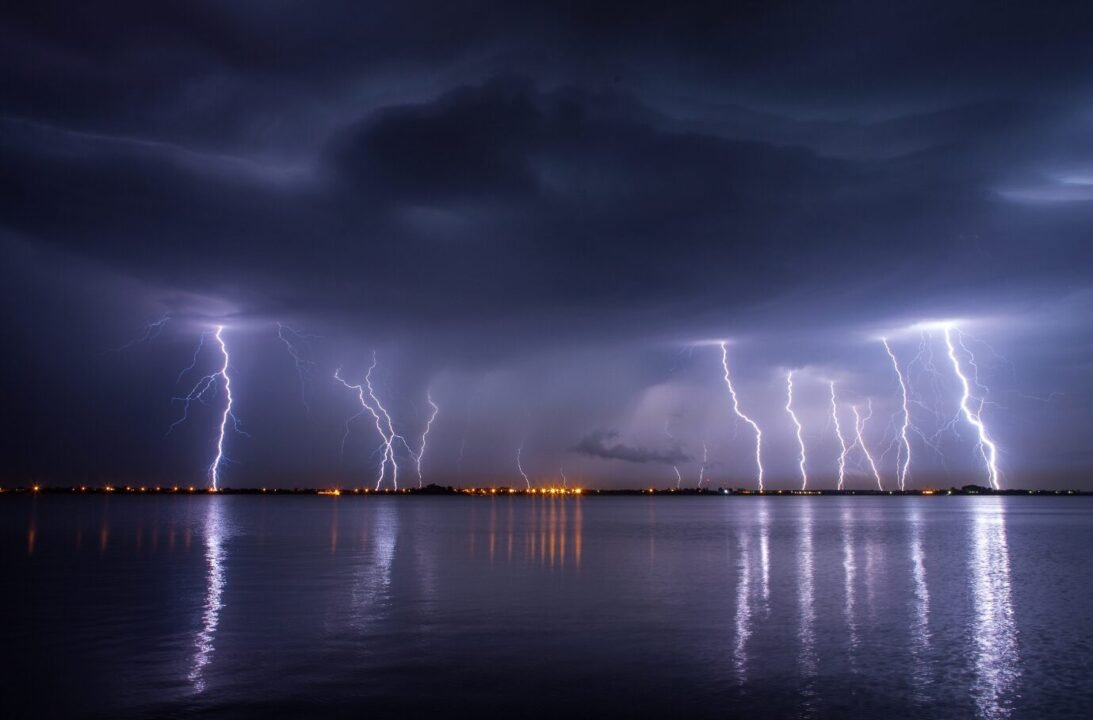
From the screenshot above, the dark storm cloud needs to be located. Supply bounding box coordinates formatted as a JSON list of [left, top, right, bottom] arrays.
[[5, 75, 1083, 344], [3, 1, 1093, 486], [574, 431, 689, 466]]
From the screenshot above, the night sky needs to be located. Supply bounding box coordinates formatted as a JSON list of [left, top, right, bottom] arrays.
[[2, 2, 1092, 489]]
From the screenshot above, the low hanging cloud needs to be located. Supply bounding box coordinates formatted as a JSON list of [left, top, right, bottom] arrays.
[[574, 431, 690, 465]]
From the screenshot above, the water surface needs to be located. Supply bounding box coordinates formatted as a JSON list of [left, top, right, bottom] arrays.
[[3, 495, 1091, 719]]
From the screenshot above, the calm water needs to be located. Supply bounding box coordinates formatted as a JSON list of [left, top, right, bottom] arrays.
[[3, 495, 1092, 719]]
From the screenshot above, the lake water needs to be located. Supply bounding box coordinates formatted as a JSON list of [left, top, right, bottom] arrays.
[[3, 495, 1091, 719]]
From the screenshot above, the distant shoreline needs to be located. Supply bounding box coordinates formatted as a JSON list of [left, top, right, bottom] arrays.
[[3, 484, 1089, 497]]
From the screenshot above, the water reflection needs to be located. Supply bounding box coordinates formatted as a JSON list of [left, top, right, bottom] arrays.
[[521, 497, 583, 569], [574, 497, 582, 570], [189, 498, 227, 694], [350, 502, 397, 631], [864, 523, 882, 620], [758, 500, 771, 610], [842, 505, 859, 667], [732, 530, 752, 683], [970, 499, 1019, 719], [909, 505, 932, 701], [798, 502, 817, 714]]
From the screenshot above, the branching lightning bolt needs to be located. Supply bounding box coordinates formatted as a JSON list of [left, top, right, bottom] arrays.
[[168, 326, 245, 490], [559, 466, 568, 488], [208, 328, 238, 491], [943, 326, 1002, 489], [107, 315, 170, 353], [882, 338, 913, 490], [176, 333, 207, 384], [830, 382, 849, 490], [414, 390, 440, 488], [785, 370, 808, 491], [852, 400, 883, 490], [276, 322, 315, 416], [719, 342, 764, 491], [334, 353, 410, 491]]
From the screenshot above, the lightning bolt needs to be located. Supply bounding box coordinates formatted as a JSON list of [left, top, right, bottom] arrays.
[[107, 314, 170, 353], [697, 441, 709, 488], [943, 326, 1002, 489], [208, 328, 238, 492], [719, 342, 764, 491], [852, 400, 884, 490], [334, 353, 410, 491], [900, 332, 955, 465], [785, 370, 808, 491], [830, 382, 849, 490], [663, 418, 684, 489], [167, 326, 245, 490], [276, 322, 314, 416], [516, 443, 530, 489], [559, 466, 568, 488], [414, 390, 440, 488], [882, 338, 913, 490]]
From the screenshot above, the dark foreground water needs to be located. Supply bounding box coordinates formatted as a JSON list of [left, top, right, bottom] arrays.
[[3, 495, 1092, 719]]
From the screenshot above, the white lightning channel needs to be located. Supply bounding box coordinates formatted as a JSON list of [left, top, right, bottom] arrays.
[[517, 443, 530, 488], [719, 342, 764, 491], [830, 382, 849, 491], [167, 326, 245, 491], [943, 327, 1002, 489], [698, 441, 709, 488], [852, 401, 884, 491], [208, 328, 235, 491], [882, 338, 912, 490], [785, 370, 808, 491], [334, 353, 410, 491], [414, 390, 440, 488]]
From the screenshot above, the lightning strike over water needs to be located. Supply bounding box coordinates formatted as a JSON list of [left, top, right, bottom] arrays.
[[883, 338, 913, 490], [830, 382, 849, 490], [719, 342, 764, 491], [517, 444, 530, 488], [167, 326, 244, 490], [334, 354, 409, 490], [697, 442, 709, 488], [944, 326, 1003, 489], [785, 370, 808, 490], [559, 467, 568, 488], [414, 391, 440, 488], [852, 401, 884, 490], [208, 328, 237, 491]]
